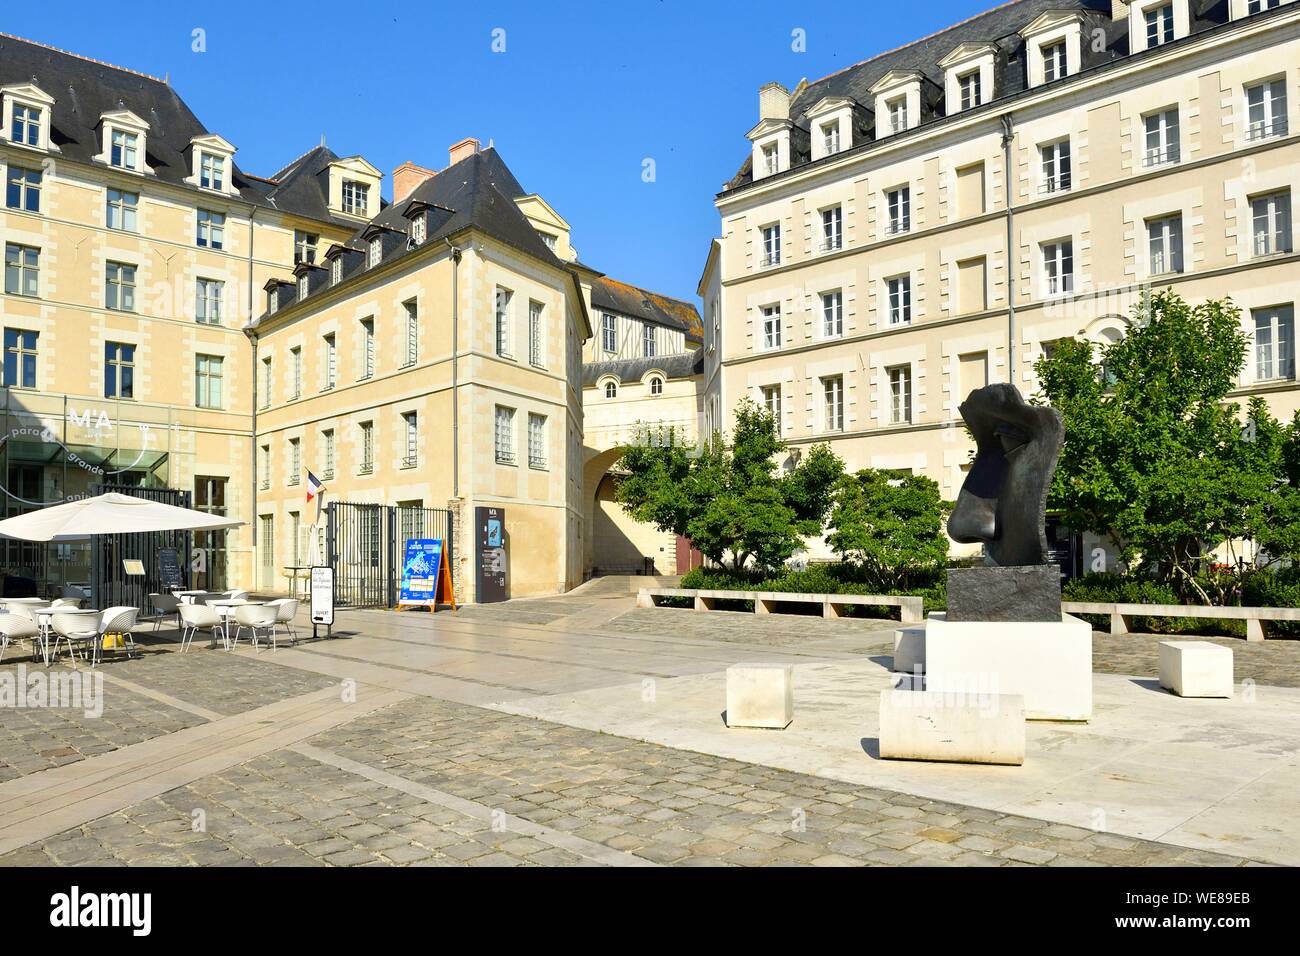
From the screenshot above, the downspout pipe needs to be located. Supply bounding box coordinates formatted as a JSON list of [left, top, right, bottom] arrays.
[[445, 237, 463, 498], [1001, 113, 1016, 388]]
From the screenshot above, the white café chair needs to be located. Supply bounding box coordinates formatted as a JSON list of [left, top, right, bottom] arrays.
[[50, 611, 103, 668], [178, 602, 224, 652], [99, 606, 140, 661], [264, 598, 300, 646], [231, 603, 278, 651], [226, 589, 250, 602], [0, 612, 41, 664], [149, 592, 182, 631], [50, 597, 83, 609]]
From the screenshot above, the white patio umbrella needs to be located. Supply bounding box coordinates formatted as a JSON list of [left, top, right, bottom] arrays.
[[0, 492, 243, 542]]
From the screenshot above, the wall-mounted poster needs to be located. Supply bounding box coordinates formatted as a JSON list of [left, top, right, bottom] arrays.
[[475, 506, 508, 603]]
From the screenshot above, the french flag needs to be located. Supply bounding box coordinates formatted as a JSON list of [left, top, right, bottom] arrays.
[[306, 470, 324, 504]]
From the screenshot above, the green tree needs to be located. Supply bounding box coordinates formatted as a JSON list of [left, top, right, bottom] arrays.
[[827, 469, 951, 588], [1036, 289, 1300, 602], [616, 400, 843, 571]]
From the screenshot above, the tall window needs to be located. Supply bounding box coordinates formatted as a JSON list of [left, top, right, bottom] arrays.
[[105, 188, 138, 231], [342, 180, 369, 216], [761, 224, 781, 266], [195, 354, 223, 409], [1248, 0, 1282, 11], [821, 206, 842, 251], [888, 365, 912, 424], [888, 97, 908, 134], [1143, 109, 1180, 166], [1252, 191, 1292, 256], [495, 406, 516, 464], [196, 278, 223, 325], [403, 412, 418, 467], [762, 143, 778, 176], [601, 312, 617, 353], [261, 357, 272, 408], [528, 413, 547, 469], [822, 291, 843, 338], [330, 256, 343, 286], [1246, 78, 1289, 143], [959, 70, 981, 110], [322, 429, 336, 479], [110, 129, 138, 168], [821, 121, 840, 155], [1148, 214, 1184, 275], [294, 231, 318, 265], [105, 342, 135, 399], [105, 262, 136, 312], [529, 300, 544, 366], [495, 287, 513, 357], [199, 152, 224, 190], [404, 299, 419, 366], [1145, 3, 1174, 47], [1043, 240, 1075, 295], [643, 323, 657, 358], [5, 243, 39, 296], [1041, 139, 1072, 193], [360, 318, 375, 378], [359, 421, 374, 474], [886, 187, 911, 234], [1255, 305, 1295, 381], [324, 334, 337, 389], [291, 347, 302, 399], [1042, 40, 1068, 82], [6, 166, 40, 212], [196, 209, 224, 249], [259, 446, 271, 490], [4, 329, 38, 388], [288, 438, 301, 485], [761, 384, 782, 432], [762, 304, 782, 350], [411, 215, 427, 245], [822, 376, 844, 432], [887, 275, 912, 325], [11, 105, 41, 146], [367, 237, 382, 268]]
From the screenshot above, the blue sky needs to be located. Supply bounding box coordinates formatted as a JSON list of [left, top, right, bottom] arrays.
[[11, 0, 992, 303]]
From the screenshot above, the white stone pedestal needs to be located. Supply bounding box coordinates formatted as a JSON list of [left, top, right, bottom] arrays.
[[879, 689, 1026, 765], [893, 624, 926, 674], [924, 612, 1092, 721], [1158, 641, 1233, 698], [725, 664, 794, 729]]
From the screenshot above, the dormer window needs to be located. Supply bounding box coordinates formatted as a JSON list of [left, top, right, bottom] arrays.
[[959, 71, 982, 110], [111, 129, 138, 169], [1021, 12, 1083, 88], [1145, 3, 1175, 46], [368, 237, 382, 268], [888, 98, 908, 134], [344, 180, 369, 217], [11, 105, 40, 146], [762, 144, 779, 176], [269, 288, 280, 314], [1129, 0, 1187, 53], [411, 215, 426, 246], [298, 275, 309, 299], [330, 257, 342, 286], [822, 121, 840, 155], [199, 152, 225, 190], [1043, 41, 1068, 82]]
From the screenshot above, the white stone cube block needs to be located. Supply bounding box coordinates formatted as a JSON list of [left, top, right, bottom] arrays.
[[878, 689, 1025, 765], [726, 664, 793, 729], [924, 612, 1093, 721], [893, 624, 926, 674], [1158, 640, 1233, 698]]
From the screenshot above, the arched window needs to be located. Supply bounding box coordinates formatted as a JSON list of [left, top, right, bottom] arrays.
[[650, 376, 663, 396], [604, 381, 617, 399]]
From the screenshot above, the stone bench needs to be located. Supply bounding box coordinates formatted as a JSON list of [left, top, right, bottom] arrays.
[[878, 688, 1025, 765], [637, 587, 924, 624], [1158, 640, 1234, 698], [1062, 601, 1300, 642], [725, 664, 793, 729]]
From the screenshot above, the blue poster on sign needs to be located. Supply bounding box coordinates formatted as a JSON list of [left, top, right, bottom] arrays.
[[399, 538, 443, 605]]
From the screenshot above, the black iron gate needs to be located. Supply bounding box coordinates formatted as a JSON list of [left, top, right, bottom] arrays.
[[325, 501, 453, 608], [91, 483, 192, 610]]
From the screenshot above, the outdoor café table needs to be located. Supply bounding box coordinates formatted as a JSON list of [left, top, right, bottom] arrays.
[[282, 566, 311, 600], [173, 590, 208, 603], [207, 599, 265, 649], [34, 608, 100, 666]]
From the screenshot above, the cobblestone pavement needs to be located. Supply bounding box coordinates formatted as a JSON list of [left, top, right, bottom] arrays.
[[452, 599, 604, 628], [4, 695, 1249, 868], [0, 666, 204, 783]]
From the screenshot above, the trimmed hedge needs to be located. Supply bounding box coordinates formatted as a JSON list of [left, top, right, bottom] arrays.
[[679, 565, 946, 616]]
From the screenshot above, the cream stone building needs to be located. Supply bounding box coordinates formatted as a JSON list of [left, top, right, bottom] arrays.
[[706, 0, 1300, 572], [0, 33, 356, 598]]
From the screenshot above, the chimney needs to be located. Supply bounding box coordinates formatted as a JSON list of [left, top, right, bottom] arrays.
[[449, 137, 481, 166], [1111, 0, 1129, 20], [759, 82, 790, 121], [392, 161, 437, 205]]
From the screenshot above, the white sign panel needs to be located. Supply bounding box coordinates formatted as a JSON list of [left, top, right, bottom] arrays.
[[310, 565, 334, 626]]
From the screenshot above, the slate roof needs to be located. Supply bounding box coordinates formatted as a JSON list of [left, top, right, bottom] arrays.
[[724, 0, 1240, 191], [590, 276, 704, 342], [0, 32, 351, 226], [249, 146, 571, 327], [582, 349, 704, 388]]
